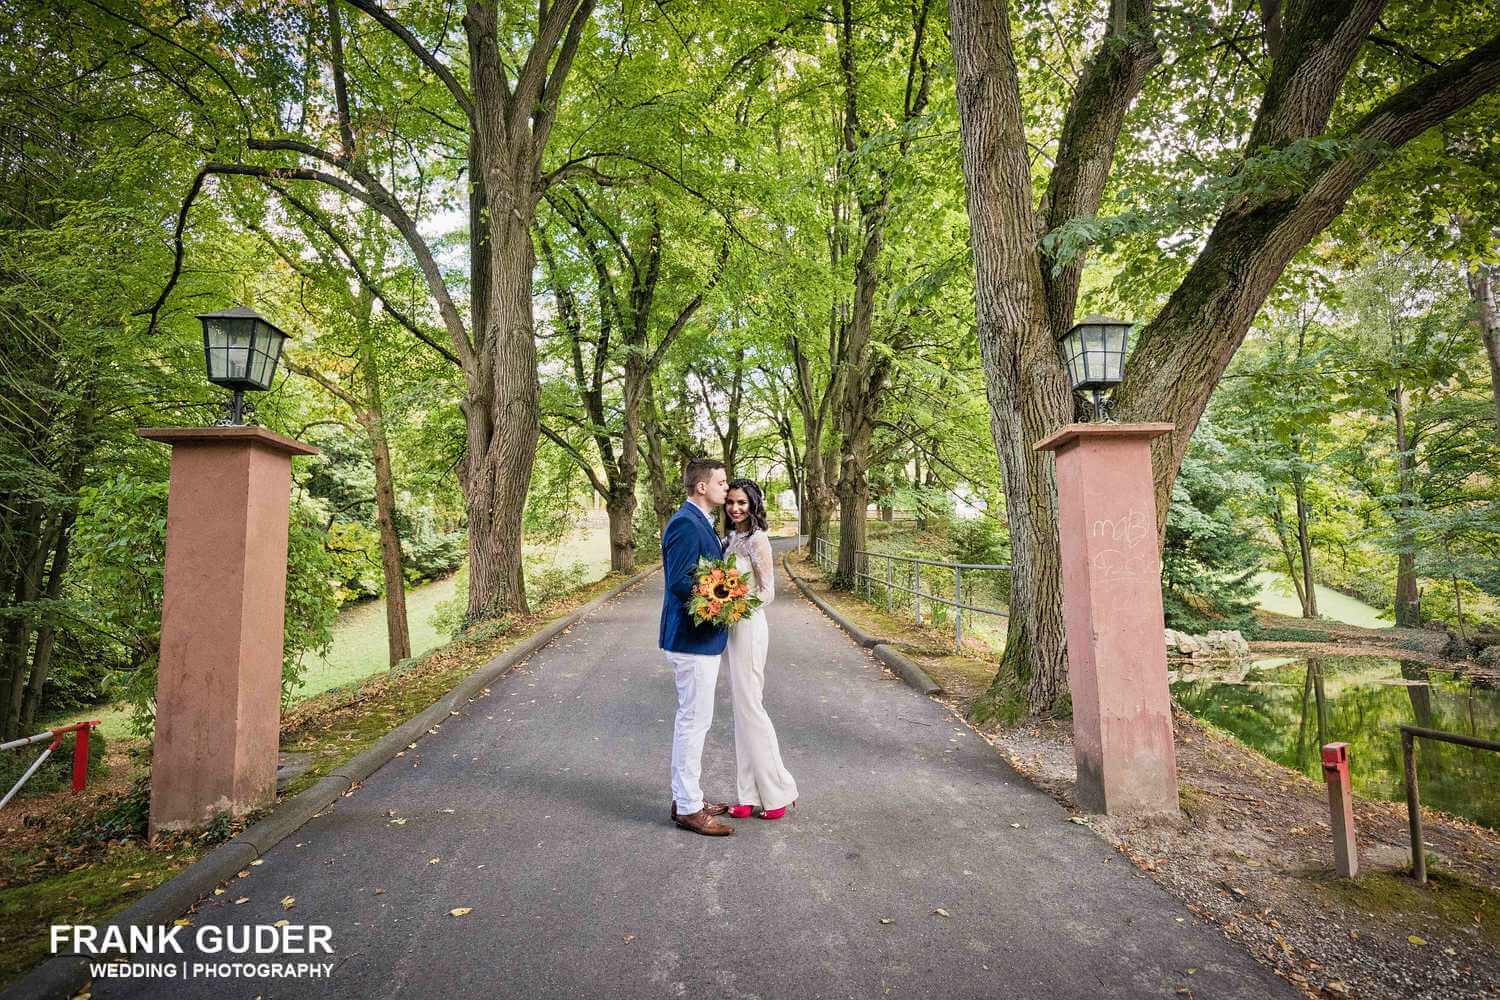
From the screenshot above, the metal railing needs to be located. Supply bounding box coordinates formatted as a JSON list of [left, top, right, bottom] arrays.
[[1400, 724, 1500, 884], [811, 535, 1009, 652]]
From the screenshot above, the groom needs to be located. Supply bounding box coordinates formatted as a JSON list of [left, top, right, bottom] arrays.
[[660, 458, 734, 837]]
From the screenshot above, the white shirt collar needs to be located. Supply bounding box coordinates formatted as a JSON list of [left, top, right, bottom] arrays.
[[687, 500, 715, 527]]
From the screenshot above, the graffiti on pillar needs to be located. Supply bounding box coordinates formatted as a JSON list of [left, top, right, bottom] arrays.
[[1089, 508, 1157, 610]]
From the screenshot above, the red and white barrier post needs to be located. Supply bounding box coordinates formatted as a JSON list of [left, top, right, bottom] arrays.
[[0, 720, 100, 810]]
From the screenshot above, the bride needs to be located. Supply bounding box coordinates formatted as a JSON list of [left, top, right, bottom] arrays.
[[721, 478, 799, 820]]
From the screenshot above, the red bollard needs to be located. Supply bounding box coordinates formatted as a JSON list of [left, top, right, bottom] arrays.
[[1322, 742, 1358, 878]]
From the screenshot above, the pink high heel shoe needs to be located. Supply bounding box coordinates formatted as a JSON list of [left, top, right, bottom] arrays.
[[759, 800, 796, 821], [728, 804, 755, 819]]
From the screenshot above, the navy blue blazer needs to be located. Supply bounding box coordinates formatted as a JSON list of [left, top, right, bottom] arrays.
[[659, 501, 729, 655]]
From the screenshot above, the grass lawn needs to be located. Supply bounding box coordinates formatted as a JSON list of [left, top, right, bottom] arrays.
[[1252, 571, 1390, 628]]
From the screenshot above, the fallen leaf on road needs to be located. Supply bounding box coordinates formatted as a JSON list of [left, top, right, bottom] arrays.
[[623, 934, 636, 943], [212, 888, 225, 896], [273, 919, 289, 928], [429, 857, 441, 864], [389, 818, 407, 826], [933, 908, 951, 918], [281, 896, 296, 910], [373, 888, 385, 895], [449, 908, 472, 917], [1009, 823, 1021, 828], [250, 860, 264, 867], [234, 898, 249, 905], [174, 919, 191, 927], [1407, 935, 1426, 946], [878, 918, 893, 925]]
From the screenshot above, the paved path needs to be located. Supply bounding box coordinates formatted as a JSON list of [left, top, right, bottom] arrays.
[[101, 543, 1290, 999]]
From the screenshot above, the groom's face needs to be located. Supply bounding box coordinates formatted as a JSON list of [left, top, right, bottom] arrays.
[[701, 468, 729, 508]]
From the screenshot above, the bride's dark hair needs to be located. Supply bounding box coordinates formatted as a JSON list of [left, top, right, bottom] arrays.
[[725, 478, 769, 536]]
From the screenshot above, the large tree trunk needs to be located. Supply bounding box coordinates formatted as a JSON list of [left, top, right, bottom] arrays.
[[462, 222, 539, 620], [605, 488, 637, 574], [950, 0, 1077, 718]]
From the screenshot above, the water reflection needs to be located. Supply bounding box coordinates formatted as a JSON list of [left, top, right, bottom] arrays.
[[1171, 656, 1500, 830]]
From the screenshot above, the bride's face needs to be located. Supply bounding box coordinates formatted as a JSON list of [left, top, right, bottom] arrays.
[[724, 489, 751, 527]]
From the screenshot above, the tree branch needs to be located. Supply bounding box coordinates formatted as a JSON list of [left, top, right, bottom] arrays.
[[540, 423, 610, 499], [343, 0, 473, 119]]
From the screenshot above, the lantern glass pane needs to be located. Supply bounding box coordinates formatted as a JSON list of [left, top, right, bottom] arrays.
[[226, 324, 251, 384], [203, 320, 226, 381]]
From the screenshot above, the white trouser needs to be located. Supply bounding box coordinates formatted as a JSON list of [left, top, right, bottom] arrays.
[[667, 650, 721, 814], [726, 612, 799, 810]]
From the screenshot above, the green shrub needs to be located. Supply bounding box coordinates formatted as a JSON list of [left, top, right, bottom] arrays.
[[632, 500, 661, 556], [527, 560, 591, 608], [81, 776, 149, 842], [946, 517, 1007, 566], [429, 564, 469, 638]]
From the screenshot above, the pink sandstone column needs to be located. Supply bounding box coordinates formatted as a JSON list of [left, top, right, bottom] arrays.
[[138, 427, 318, 835], [1036, 423, 1178, 815]]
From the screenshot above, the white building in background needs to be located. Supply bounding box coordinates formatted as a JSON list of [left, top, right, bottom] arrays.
[[952, 483, 987, 520]]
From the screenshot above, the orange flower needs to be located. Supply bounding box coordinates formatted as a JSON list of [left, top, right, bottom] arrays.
[[709, 569, 725, 583], [697, 581, 716, 597], [730, 583, 749, 598], [707, 600, 723, 617]]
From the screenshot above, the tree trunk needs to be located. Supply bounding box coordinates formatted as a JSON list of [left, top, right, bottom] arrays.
[[357, 388, 411, 665], [950, 0, 1075, 718], [606, 488, 637, 574], [1292, 466, 1318, 618], [4, 505, 51, 739], [1269, 490, 1309, 613], [20, 514, 72, 731], [461, 180, 538, 620], [1392, 388, 1421, 627], [642, 376, 677, 536], [1464, 262, 1500, 442]]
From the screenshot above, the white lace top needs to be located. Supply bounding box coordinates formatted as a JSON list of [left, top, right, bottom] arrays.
[[722, 528, 775, 604]]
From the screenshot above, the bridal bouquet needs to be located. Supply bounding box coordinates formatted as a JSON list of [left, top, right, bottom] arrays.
[[687, 555, 762, 627]]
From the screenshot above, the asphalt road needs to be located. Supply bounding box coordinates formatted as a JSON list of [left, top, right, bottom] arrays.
[[97, 543, 1292, 1000]]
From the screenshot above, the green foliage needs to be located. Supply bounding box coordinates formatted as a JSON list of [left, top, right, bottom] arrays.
[[428, 564, 469, 639], [946, 517, 1007, 566], [1162, 425, 1261, 634], [71, 475, 338, 737], [81, 776, 150, 843], [526, 560, 592, 610], [632, 498, 661, 556]]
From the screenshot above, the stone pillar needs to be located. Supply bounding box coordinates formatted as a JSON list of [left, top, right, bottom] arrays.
[[138, 427, 318, 835], [1036, 423, 1178, 816]]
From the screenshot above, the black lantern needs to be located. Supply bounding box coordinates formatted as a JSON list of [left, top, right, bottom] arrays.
[[1057, 315, 1132, 421], [197, 306, 290, 424]]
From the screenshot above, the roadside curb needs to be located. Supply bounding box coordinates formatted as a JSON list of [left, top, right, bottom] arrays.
[[2, 563, 661, 1000], [781, 553, 942, 697]]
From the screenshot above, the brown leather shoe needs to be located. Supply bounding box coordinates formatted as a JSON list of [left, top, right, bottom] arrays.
[[671, 806, 734, 836], [670, 801, 729, 818]]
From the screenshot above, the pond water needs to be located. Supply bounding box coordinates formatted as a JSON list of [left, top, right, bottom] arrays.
[[1171, 656, 1500, 830]]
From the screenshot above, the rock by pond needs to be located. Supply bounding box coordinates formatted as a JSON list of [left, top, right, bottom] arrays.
[[1171, 655, 1500, 830]]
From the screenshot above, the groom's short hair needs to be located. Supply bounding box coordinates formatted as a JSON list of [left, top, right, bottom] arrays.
[[683, 458, 725, 495]]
